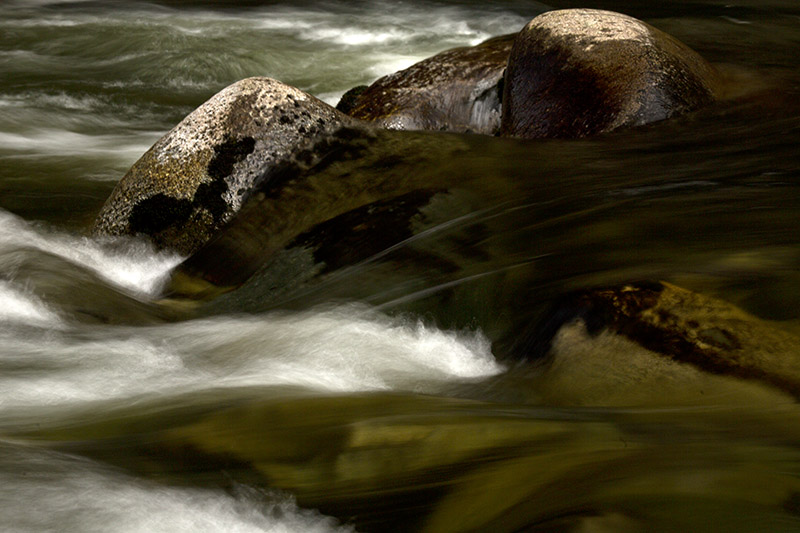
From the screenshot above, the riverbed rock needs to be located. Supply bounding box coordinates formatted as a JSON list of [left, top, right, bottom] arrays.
[[164, 128, 484, 300], [532, 281, 800, 400], [343, 34, 514, 134], [500, 9, 720, 138], [93, 77, 360, 255]]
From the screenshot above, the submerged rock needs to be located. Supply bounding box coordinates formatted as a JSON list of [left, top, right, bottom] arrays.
[[531, 281, 800, 399], [164, 128, 485, 300], [500, 9, 720, 138], [93, 77, 359, 255], [343, 34, 514, 134]]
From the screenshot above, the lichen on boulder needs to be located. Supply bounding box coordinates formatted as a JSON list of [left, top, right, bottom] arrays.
[[93, 77, 359, 255]]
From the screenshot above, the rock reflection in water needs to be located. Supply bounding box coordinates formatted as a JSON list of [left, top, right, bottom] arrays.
[[20, 391, 800, 532]]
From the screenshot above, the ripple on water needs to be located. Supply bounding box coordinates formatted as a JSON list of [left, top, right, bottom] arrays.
[[0, 305, 500, 419]]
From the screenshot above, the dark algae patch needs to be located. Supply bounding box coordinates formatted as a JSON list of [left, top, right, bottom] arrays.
[[288, 189, 441, 273], [207, 136, 255, 181], [257, 127, 372, 201], [203, 135, 256, 222], [129, 136, 255, 240], [193, 179, 228, 222], [129, 193, 193, 235], [203, 137, 256, 224]]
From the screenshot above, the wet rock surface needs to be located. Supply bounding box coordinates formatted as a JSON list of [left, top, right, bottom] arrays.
[[164, 128, 482, 300], [93, 77, 359, 255], [93, 10, 726, 260], [500, 9, 720, 138], [532, 281, 800, 398], [344, 34, 514, 134]]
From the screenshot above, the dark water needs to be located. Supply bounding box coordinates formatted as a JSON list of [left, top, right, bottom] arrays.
[[2, 0, 800, 531]]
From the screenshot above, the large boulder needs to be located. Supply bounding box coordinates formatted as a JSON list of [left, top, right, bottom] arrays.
[[343, 34, 515, 134], [500, 9, 720, 138], [93, 77, 360, 255]]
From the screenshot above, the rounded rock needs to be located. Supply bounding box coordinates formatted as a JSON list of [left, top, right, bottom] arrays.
[[93, 77, 359, 255], [500, 9, 720, 138]]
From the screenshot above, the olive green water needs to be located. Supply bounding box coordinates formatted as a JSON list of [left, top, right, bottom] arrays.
[[2, 0, 800, 531]]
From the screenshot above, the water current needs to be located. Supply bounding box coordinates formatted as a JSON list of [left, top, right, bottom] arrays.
[[2, 0, 800, 531]]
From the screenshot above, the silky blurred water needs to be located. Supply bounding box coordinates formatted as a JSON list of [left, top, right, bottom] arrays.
[[2, 0, 800, 531]]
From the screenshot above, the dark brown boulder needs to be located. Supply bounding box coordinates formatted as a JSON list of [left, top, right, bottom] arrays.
[[500, 9, 720, 138], [344, 34, 515, 134]]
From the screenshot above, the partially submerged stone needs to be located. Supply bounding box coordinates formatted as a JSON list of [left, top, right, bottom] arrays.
[[500, 9, 720, 138], [344, 34, 514, 134], [93, 77, 359, 255], [164, 128, 483, 300], [533, 281, 800, 399]]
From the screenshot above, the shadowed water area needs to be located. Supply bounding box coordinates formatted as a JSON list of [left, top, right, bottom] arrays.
[[2, 0, 800, 531]]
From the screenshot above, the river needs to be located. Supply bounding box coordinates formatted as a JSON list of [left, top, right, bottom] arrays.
[[2, 0, 800, 531]]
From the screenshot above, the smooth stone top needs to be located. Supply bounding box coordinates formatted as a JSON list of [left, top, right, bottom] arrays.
[[500, 9, 720, 138], [93, 77, 358, 255]]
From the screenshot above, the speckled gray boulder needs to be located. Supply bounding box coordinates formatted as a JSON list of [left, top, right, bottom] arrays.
[[500, 9, 720, 138], [343, 34, 514, 134], [93, 77, 359, 255]]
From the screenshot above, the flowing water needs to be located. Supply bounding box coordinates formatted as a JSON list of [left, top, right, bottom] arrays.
[[2, 0, 800, 531]]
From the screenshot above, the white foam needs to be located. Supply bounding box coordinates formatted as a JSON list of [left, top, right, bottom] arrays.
[[0, 305, 501, 414], [0, 15, 85, 28], [255, 18, 313, 31], [0, 281, 62, 328], [0, 210, 182, 296], [251, 5, 526, 56], [0, 445, 353, 533], [316, 91, 346, 107], [193, 308, 501, 392], [28, 92, 105, 111], [364, 54, 430, 79]]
